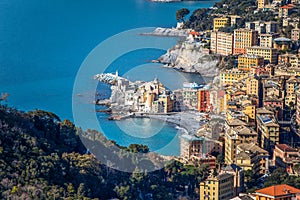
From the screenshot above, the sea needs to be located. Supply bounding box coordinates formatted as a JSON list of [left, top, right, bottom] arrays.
[[0, 0, 218, 155]]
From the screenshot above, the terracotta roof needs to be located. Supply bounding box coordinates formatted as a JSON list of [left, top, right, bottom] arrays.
[[190, 31, 201, 36], [280, 5, 294, 9], [287, 4, 295, 7], [276, 144, 297, 152], [256, 184, 300, 197]]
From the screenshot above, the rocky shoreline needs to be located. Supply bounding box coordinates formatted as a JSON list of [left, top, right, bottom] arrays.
[[141, 27, 191, 37], [157, 42, 220, 77]]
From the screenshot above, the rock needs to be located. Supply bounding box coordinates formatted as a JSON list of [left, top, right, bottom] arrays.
[[158, 42, 219, 77], [142, 27, 190, 37]]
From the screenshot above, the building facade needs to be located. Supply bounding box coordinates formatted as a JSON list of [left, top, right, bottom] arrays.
[[213, 17, 230, 31], [198, 89, 211, 112], [200, 173, 235, 200], [234, 29, 259, 54], [256, 108, 280, 152], [291, 28, 300, 41], [246, 46, 278, 64], [211, 31, 234, 56], [259, 33, 279, 48], [220, 68, 248, 86], [225, 125, 258, 164], [235, 143, 269, 175], [257, 0, 268, 9], [238, 54, 264, 71]]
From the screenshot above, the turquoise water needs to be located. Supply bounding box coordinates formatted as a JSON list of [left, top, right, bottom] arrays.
[[0, 0, 217, 155]]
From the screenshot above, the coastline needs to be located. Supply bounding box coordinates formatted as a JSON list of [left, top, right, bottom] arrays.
[[104, 110, 207, 135]]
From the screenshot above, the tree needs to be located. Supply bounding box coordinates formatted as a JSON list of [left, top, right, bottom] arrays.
[[176, 8, 190, 22], [244, 170, 259, 190], [128, 144, 149, 153]]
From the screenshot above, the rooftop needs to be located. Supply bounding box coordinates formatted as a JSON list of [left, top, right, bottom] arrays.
[[238, 143, 268, 155], [274, 37, 292, 42], [226, 118, 247, 127], [236, 151, 251, 160], [222, 164, 242, 172], [247, 46, 275, 50], [276, 144, 297, 152], [233, 126, 258, 136], [256, 184, 300, 197], [239, 54, 264, 59]]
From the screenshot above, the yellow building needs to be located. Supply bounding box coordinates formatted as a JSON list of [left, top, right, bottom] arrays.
[[278, 53, 300, 68], [238, 54, 264, 71], [200, 173, 235, 200], [217, 90, 227, 114], [257, 0, 268, 9], [225, 125, 258, 164], [246, 46, 278, 64], [157, 94, 174, 113], [235, 143, 269, 175], [285, 76, 299, 108], [273, 37, 292, 51], [210, 31, 234, 56], [213, 17, 229, 31], [220, 68, 248, 86], [246, 76, 260, 96], [234, 28, 259, 55], [243, 104, 257, 121]]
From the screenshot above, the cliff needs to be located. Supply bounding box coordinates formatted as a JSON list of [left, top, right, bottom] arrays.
[[158, 42, 220, 77]]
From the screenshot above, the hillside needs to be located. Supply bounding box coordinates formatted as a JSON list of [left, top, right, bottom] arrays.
[[0, 105, 211, 199]]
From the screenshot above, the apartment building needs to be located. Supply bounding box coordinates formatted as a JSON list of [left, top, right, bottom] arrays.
[[234, 29, 259, 54], [211, 31, 234, 56], [246, 46, 278, 64]]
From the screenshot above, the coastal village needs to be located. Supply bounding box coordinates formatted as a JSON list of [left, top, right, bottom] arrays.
[[94, 0, 300, 199]]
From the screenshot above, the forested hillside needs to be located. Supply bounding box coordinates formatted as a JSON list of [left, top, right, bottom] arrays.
[[0, 105, 210, 199]]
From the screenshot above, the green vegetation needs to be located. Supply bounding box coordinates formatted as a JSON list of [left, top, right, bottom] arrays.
[[0, 105, 210, 199], [176, 8, 190, 22], [243, 168, 300, 193], [183, 0, 276, 31], [263, 168, 300, 188]]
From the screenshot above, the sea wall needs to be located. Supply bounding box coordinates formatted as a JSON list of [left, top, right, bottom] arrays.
[[158, 42, 219, 77]]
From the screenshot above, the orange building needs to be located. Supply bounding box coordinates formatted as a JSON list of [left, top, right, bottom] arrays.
[[198, 89, 211, 112], [234, 28, 259, 55], [238, 54, 264, 71], [255, 184, 300, 200]]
